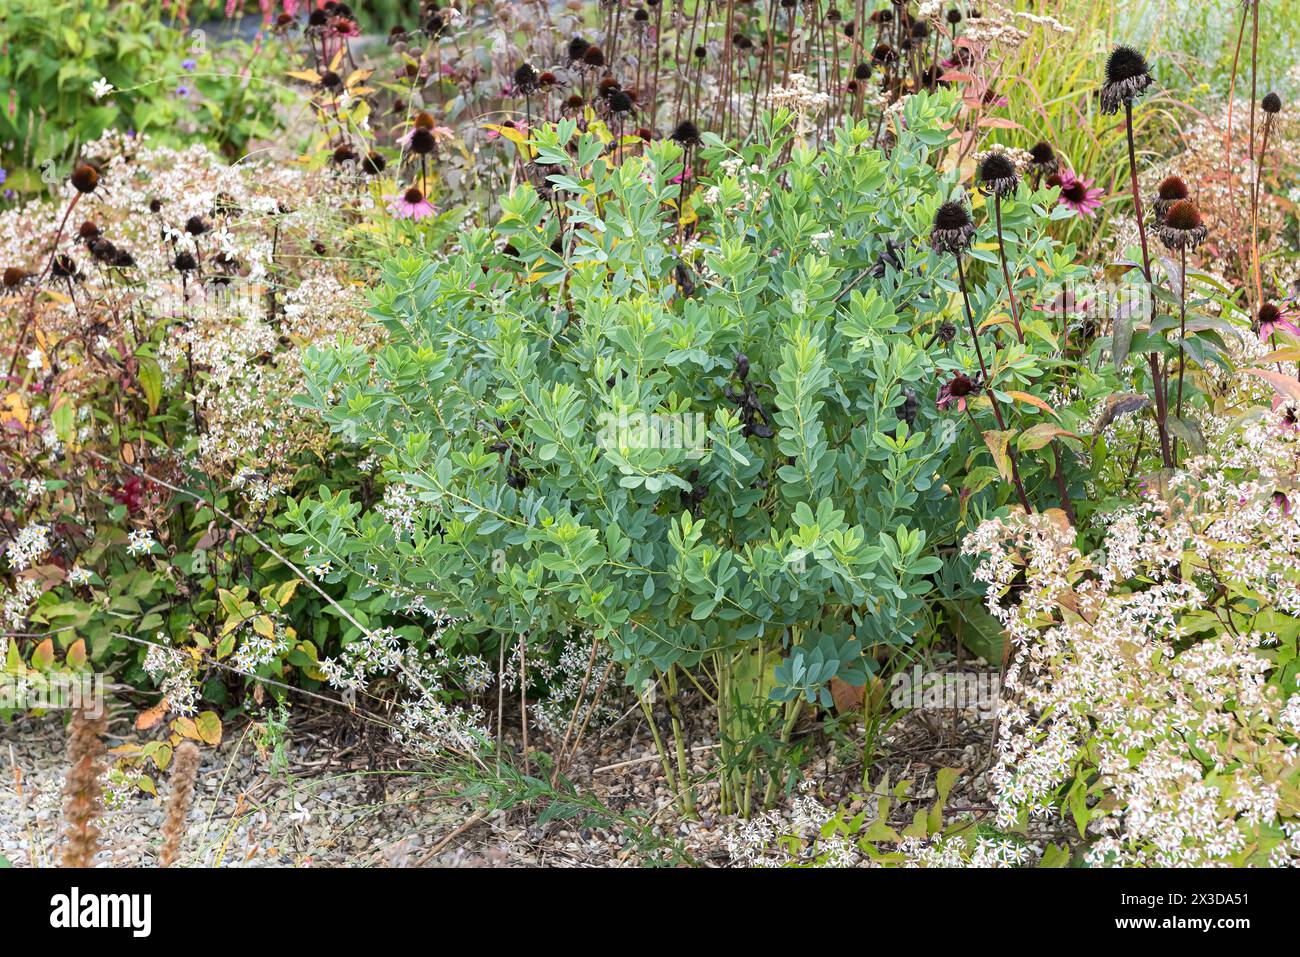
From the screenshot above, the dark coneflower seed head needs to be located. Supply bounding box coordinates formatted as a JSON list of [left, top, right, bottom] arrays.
[[568, 37, 590, 62], [308, 9, 328, 26], [513, 63, 539, 93], [1158, 175, 1188, 200], [634, 8, 649, 21], [332, 145, 356, 165], [599, 77, 621, 97], [89, 238, 119, 265], [319, 70, 342, 90], [1100, 44, 1153, 114], [403, 187, 424, 205], [946, 7, 962, 24], [854, 61, 872, 80], [827, 7, 842, 22], [52, 254, 79, 280], [582, 46, 606, 68], [173, 251, 198, 273], [636, 127, 653, 141], [409, 128, 436, 154], [930, 200, 976, 254], [671, 120, 702, 147], [1258, 303, 1282, 329], [977, 152, 1019, 198], [872, 42, 896, 64], [565, 93, 585, 109], [185, 215, 209, 236], [609, 90, 633, 113], [71, 163, 100, 194], [1157, 199, 1208, 251], [878, 9, 894, 24], [361, 151, 387, 175], [413, 111, 435, 130], [1163, 200, 1201, 230], [1152, 175, 1190, 221], [911, 20, 929, 39], [1263, 91, 1282, 115], [1028, 141, 1057, 171]]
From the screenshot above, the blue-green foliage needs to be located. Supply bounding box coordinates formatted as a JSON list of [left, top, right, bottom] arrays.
[[289, 92, 1064, 709]]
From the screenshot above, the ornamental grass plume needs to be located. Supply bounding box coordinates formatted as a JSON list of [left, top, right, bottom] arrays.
[[159, 741, 201, 867], [62, 706, 108, 867]]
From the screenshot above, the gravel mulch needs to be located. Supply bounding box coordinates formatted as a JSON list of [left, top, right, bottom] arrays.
[[2, 659, 1025, 867]]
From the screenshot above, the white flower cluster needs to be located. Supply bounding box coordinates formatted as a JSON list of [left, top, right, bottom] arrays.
[[502, 629, 617, 737], [318, 623, 491, 756], [232, 618, 291, 673], [895, 834, 1037, 868], [963, 396, 1300, 865], [143, 635, 199, 716], [6, 523, 51, 571], [0, 129, 374, 484], [767, 73, 830, 136]]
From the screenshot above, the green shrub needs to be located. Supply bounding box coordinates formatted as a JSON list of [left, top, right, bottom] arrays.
[[291, 91, 1091, 813], [0, 0, 289, 196]]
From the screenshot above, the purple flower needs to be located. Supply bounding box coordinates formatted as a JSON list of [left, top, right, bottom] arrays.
[[182, 58, 197, 71], [1050, 170, 1104, 218]]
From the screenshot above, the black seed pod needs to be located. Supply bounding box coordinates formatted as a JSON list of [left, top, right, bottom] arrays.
[[71, 163, 100, 194], [930, 200, 976, 254], [671, 120, 701, 147], [409, 128, 436, 154], [1100, 45, 1153, 114], [568, 36, 591, 62], [977, 152, 1019, 199], [1027, 141, 1058, 175]]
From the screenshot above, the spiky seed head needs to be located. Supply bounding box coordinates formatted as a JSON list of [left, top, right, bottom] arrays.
[[977, 152, 1019, 198], [71, 163, 99, 194], [1100, 44, 1153, 114], [671, 120, 701, 147], [930, 200, 976, 253], [1028, 141, 1056, 167]]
